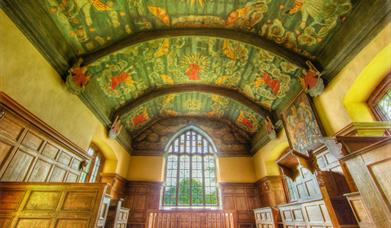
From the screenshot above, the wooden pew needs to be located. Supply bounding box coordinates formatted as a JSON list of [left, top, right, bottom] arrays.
[[0, 182, 110, 228]]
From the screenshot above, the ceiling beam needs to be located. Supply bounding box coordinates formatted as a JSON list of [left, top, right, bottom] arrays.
[[113, 84, 271, 119], [81, 28, 311, 68]]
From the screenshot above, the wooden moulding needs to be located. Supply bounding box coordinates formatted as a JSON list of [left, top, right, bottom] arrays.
[[255, 176, 287, 207], [344, 192, 375, 227], [100, 173, 128, 200], [336, 136, 391, 160], [335, 122, 391, 137], [276, 150, 315, 180]]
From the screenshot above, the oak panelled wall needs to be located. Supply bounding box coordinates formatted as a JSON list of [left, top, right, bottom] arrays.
[[256, 176, 286, 208], [220, 183, 260, 228], [146, 210, 236, 228], [338, 136, 391, 227], [0, 93, 90, 183], [121, 181, 262, 227], [123, 181, 162, 227], [0, 182, 107, 228]]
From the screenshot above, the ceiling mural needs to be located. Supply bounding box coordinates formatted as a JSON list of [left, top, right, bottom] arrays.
[[120, 92, 266, 135], [41, 0, 353, 58], [83, 36, 303, 112], [7, 0, 385, 155]]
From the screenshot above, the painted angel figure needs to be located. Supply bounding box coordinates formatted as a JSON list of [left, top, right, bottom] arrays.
[[287, 0, 351, 31]]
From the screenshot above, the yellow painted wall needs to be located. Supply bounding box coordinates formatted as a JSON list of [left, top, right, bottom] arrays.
[[0, 10, 130, 178], [314, 23, 391, 135], [344, 44, 391, 122], [217, 157, 256, 183], [92, 124, 131, 176], [252, 131, 289, 180], [127, 156, 164, 181], [126, 155, 257, 183], [0, 10, 96, 149]]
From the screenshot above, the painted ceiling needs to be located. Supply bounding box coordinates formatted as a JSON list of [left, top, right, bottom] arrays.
[[84, 36, 303, 113], [120, 91, 266, 135], [6, 0, 386, 154], [42, 0, 353, 58]]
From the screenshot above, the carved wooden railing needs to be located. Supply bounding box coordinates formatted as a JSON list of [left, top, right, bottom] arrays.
[[146, 209, 237, 228]]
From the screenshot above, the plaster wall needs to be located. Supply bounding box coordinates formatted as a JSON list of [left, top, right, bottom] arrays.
[[252, 131, 289, 180], [217, 157, 257, 183], [127, 155, 257, 183], [314, 23, 391, 135], [0, 10, 130, 177], [127, 156, 164, 181]]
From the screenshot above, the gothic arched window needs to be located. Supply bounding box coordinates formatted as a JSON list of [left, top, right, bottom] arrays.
[[162, 127, 219, 208]]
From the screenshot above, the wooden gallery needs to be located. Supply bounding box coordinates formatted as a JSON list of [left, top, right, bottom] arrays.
[[0, 1, 390, 227]]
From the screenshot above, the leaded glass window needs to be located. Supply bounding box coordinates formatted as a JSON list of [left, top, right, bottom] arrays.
[[376, 89, 391, 120], [368, 75, 391, 122], [162, 128, 219, 208]]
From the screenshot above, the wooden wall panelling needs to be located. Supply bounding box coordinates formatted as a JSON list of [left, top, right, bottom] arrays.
[[278, 199, 333, 228], [100, 173, 127, 200], [338, 136, 391, 227], [146, 209, 236, 228], [313, 140, 359, 193], [0, 93, 90, 183], [253, 207, 281, 228], [311, 143, 358, 227], [0, 182, 107, 228], [220, 182, 260, 227], [345, 192, 375, 227], [282, 166, 322, 202], [123, 181, 162, 227], [256, 176, 287, 207], [315, 170, 358, 227]]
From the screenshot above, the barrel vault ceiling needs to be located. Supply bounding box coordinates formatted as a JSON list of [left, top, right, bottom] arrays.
[[1, 0, 389, 153]]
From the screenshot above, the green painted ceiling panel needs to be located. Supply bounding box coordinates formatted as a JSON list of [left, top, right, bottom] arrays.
[[121, 91, 266, 135], [41, 0, 353, 58], [84, 36, 303, 112]]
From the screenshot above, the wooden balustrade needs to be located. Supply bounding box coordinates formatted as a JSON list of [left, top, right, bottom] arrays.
[[146, 209, 237, 228]]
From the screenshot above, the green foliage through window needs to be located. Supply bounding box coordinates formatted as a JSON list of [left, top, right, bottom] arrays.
[[162, 128, 219, 207]]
